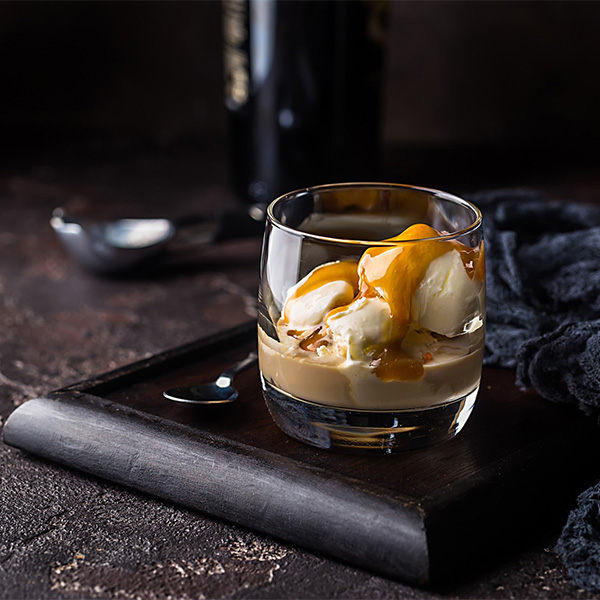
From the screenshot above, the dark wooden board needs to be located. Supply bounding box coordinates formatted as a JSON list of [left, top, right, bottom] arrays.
[[4, 321, 600, 587]]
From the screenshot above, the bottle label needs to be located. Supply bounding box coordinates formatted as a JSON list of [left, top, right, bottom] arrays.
[[223, 0, 250, 110]]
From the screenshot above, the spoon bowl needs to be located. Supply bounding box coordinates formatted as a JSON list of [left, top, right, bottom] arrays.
[[163, 351, 258, 405]]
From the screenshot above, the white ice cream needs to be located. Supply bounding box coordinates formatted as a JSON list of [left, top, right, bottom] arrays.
[[261, 232, 485, 410], [411, 249, 481, 337], [285, 279, 355, 330], [326, 297, 392, 361]]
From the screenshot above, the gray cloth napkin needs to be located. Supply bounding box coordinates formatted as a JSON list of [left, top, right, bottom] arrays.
[[470, 188, 600, 414], [467, 188, 600, 590]]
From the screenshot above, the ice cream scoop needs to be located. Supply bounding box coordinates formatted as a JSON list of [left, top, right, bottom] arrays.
[[51, 206, 266, 275], [277, 223, 482, 383], [412, 249, 481, 337]]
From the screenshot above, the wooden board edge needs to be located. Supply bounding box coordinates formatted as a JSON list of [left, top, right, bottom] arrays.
[[2, 391, 431, 586]]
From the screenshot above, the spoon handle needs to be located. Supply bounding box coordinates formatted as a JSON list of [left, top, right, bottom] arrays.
[[222, 351, 258, 379]]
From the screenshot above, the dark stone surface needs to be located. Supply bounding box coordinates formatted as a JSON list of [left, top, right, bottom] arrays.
[[2, 150, 600, 600]]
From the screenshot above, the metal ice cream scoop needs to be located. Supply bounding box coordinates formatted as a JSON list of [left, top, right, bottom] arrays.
[[51, 206, 265, 275]]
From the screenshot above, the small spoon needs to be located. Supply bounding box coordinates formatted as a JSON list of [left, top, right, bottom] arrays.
[[51, 206, 266, 275], [163, 351, 258, 405]]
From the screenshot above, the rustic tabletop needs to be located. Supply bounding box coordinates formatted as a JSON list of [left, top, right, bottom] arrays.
[[2, 142, 600, 600]]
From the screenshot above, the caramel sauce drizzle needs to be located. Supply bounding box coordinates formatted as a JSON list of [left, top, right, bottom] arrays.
[[368, 342, 425, 382], [298, 327, 328, 352], [282, 260, 359, 325], [285, 224, 482, 382]]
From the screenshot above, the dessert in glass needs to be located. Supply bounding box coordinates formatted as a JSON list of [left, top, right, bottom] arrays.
[[258, 183, 485, 452]]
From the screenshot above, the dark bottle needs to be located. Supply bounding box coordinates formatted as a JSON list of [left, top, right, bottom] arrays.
[[222, 0, 388, 205]]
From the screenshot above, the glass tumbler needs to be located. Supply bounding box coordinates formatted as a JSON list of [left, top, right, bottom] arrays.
[[257, 183, 485, 452]]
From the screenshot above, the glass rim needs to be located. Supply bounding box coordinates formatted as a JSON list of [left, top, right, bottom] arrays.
[[266, 182, 483, 247]]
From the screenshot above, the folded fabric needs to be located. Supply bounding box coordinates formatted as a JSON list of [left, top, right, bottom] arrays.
[[466, 189, 600, 591], [556, 484, 600, 591], [467, 188, 600, 414]]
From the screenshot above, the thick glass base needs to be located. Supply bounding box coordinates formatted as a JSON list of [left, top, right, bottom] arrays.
[[261, 377, 479, 453]]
